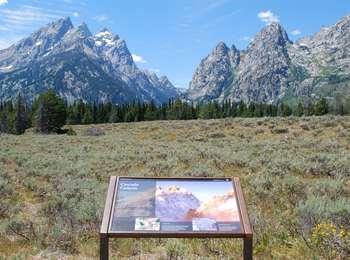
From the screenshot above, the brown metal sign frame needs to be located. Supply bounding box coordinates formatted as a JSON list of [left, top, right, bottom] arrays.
[[100, 176, 253, 260]]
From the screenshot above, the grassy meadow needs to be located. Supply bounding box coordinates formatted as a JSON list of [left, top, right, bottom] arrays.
[[0, 116, 350, 259]]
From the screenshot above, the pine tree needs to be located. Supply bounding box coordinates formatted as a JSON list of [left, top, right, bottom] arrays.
[[314, 98, 328, 116], [109, 109, 120, 123], [238, 101, 246, 117], [92, 101, 98, 123], [0, 112, 8, 133], [14, 93, 28, 135], [34, 90, 66, 133], [295, 102, 304, 117], [82, 109, 93, 124], [35, 103, 50, 133]]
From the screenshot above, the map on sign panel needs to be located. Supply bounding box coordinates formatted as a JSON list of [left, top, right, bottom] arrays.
[[110, 178, 242, 233]]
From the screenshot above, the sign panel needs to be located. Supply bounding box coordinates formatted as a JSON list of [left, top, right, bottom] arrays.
[[109, 178, 242, 233]]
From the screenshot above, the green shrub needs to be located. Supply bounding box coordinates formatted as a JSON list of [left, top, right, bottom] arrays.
[[250, 172, 274, 197], [271, 128, 289, 134], [300, 123, 310, 131], [309, 178, 344, 200], [165, 239, 186, 259], [281, 175, 306, 205], [65, 127, 77, 136], [22, 178, 38, 192], [0, 174, 13, 197], [297, 196, 350, 233]]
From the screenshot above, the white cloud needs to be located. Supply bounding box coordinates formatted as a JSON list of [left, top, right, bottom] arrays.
[[72, 11, 79, 17], [0, 0, 8, 6], [291, 29, 301, 36], [94, 14, 108, 22], [132, 54, 147, 64], [0, 4, 71, 49], [258, 10, 279, 25], [0, 5, 66, 31]]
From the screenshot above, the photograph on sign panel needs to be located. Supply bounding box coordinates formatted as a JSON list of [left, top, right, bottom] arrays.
[[155, 180, 240, 231]]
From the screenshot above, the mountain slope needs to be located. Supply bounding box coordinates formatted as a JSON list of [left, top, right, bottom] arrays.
[[0, 17, 179, 104], [187, 15, 350, 104]]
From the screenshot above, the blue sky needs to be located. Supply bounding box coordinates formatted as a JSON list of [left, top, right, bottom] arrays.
[[0, 0, 349, 89]]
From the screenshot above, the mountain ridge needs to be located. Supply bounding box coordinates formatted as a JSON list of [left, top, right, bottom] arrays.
[[0, 17, 179, 104], [187, 14, 350, 104]]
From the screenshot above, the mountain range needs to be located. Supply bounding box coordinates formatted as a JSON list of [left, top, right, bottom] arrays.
[[0, 17, 179, 104], [0, 15, 349, 105], [187, 14, 350, 104]]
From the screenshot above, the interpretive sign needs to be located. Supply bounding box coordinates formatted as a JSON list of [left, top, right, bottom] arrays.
[[100, 177, 253, 260]]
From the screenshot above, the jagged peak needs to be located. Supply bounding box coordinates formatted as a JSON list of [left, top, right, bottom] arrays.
[[298, 13, 350, 46], [337, 14, 350, 25], [330, 13, 350, 31], [159, 75, 169, 82], [47, 17, 73, 32], [249, 22, 291, 48], [261, 22, 289, 38], [213, 41, 229, 52], [11, 17, 74, 49], [231, 44, 239, 53], [75, 22, 92, 37]]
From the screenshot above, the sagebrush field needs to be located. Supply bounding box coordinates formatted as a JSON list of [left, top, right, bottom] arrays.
[[1, 116, 350, 259]]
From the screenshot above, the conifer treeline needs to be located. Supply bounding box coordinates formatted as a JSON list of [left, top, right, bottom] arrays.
[[62, 97, 345, 124], [0, 90, 348, 135]]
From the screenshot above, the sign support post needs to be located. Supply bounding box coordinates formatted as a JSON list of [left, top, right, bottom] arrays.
[[100, 176, 253, 260], [244, 237, 253, 260], [100, 235, 108, 260]]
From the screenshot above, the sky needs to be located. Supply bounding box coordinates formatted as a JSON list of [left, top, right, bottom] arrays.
[[0, 0, 349, 89]]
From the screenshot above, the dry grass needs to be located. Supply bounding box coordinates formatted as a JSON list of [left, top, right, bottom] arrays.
[[0, 116, 350, 259]]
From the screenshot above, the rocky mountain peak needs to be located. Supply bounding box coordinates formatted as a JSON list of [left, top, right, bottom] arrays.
[[31, 17, 73, 43], [213, 41, 229, 54], [188, 14, 350, 104], [231, 44, 238, 53], [49, 17, 73, 31], [76, 23, 92, 37], [188, 41, 237, 101], [249, 22, 291, 50], [230, 44, 240, 66], [336, 14, 350, 28], [63, 23, 92, 43], [233, 22, 292, 103], [159, 75, 170, 84], [0, 17, 179, 105], [20, 17, 73, 48]]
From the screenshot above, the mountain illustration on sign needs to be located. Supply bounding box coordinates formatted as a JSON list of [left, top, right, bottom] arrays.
[[155, 185, 239, 222]]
